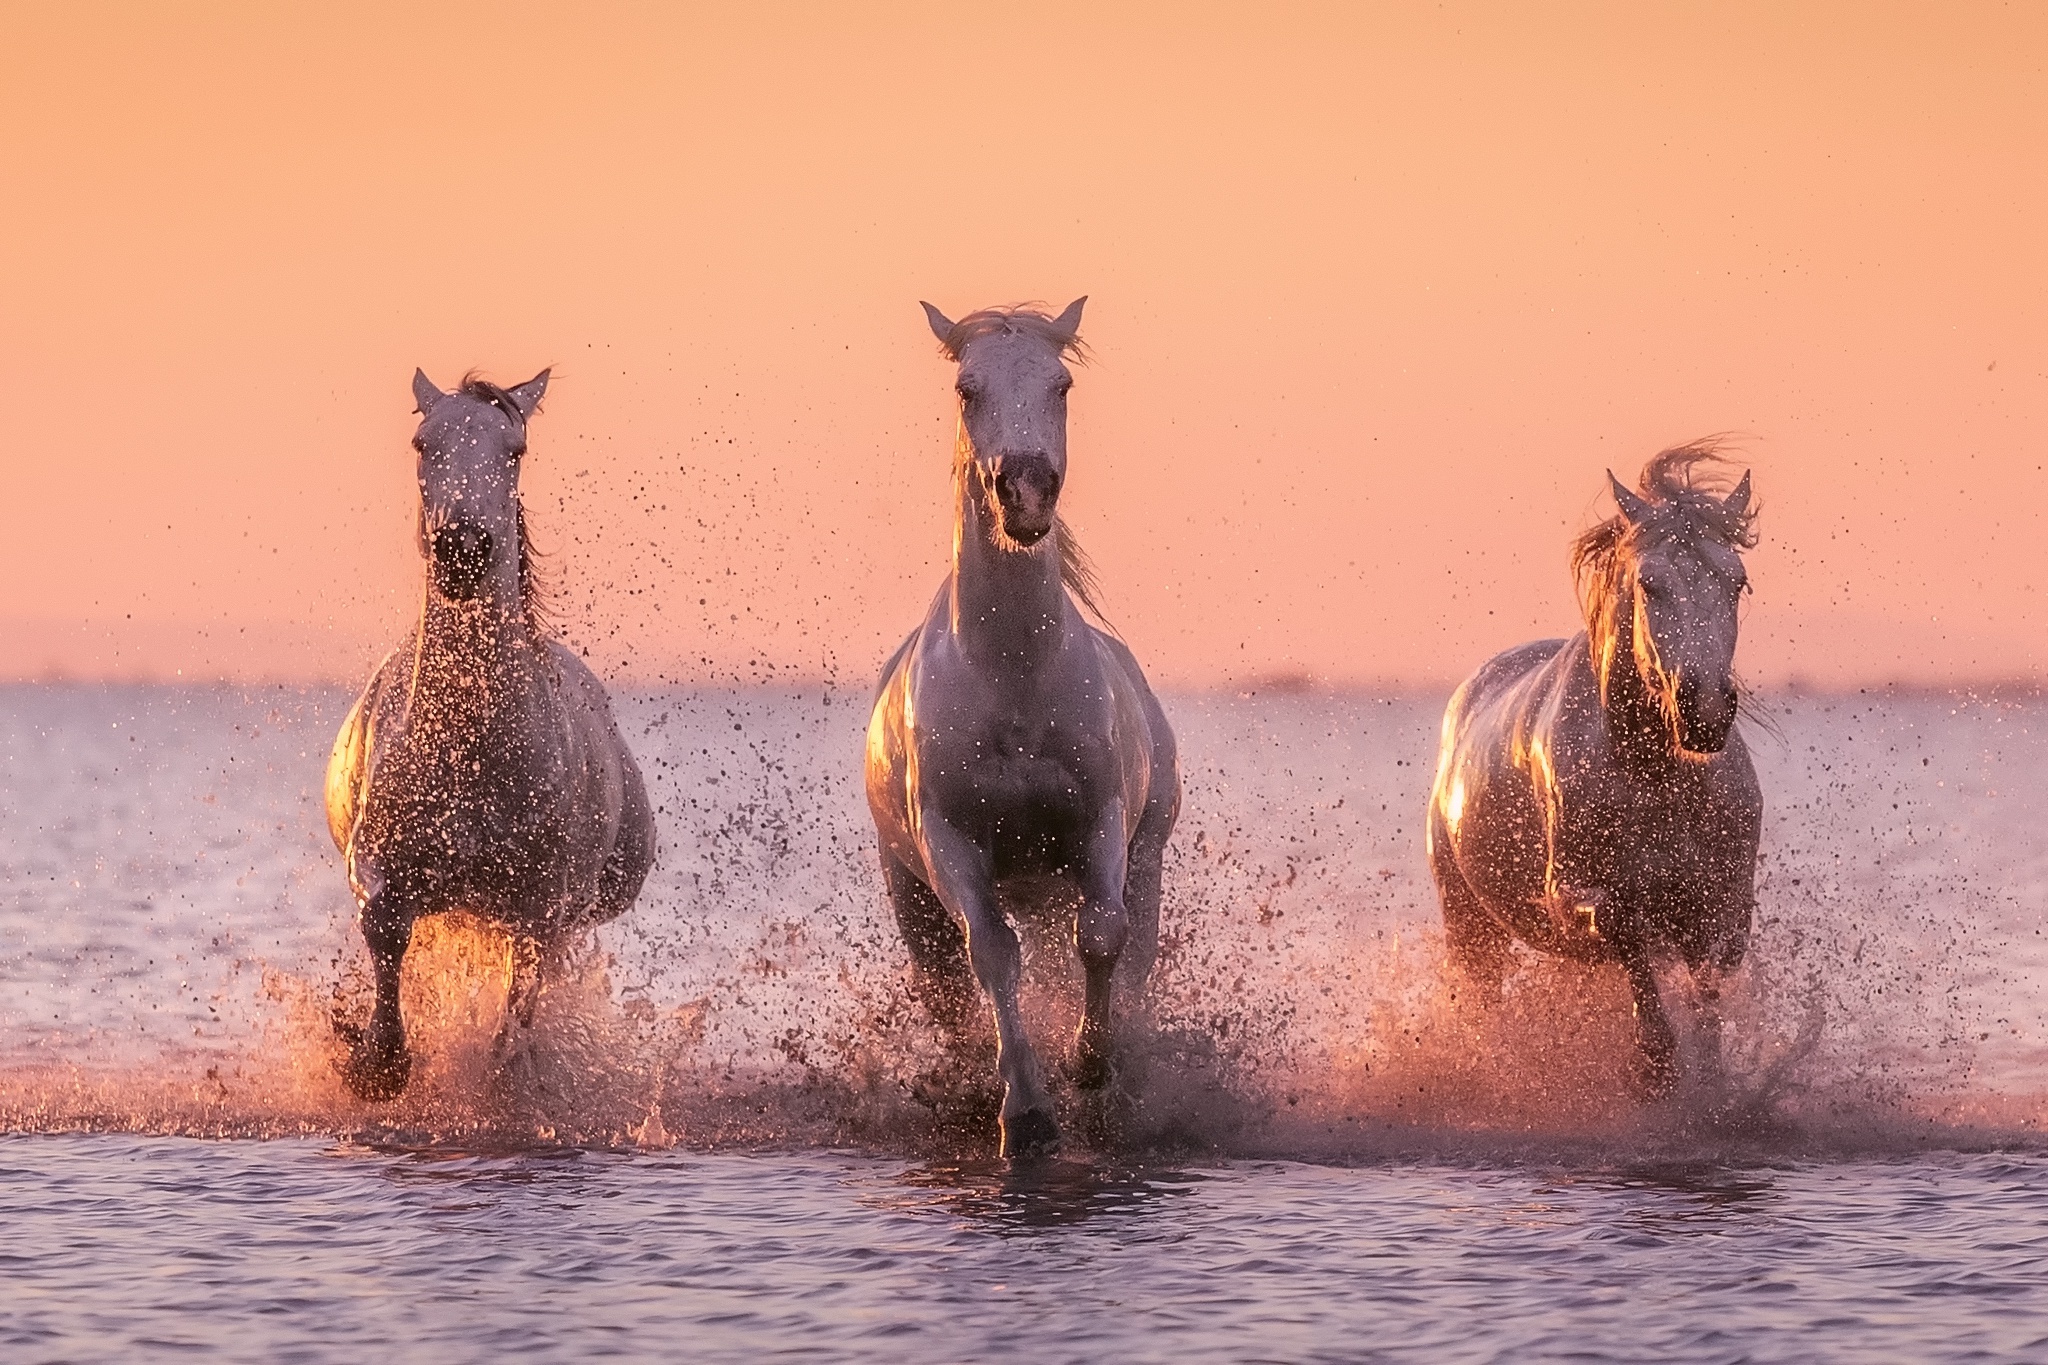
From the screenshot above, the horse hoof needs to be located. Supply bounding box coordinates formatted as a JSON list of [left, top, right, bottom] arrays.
[[1000, 1107, 1061, 1161], [342, 1046, 412, 1102]]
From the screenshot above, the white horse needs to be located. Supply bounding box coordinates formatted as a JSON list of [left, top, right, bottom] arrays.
[[326, 369, 656, 1099], [865, 300, 1181, 1157], [1426, 443, 1761, 1094]]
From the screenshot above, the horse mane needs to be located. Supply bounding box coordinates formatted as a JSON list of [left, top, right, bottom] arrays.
[[455, 371, 556, 637], [932, 304, 1091, 364], [1570, 437, 1760, 708], [513, 505, 558, 637], [1057, 519, 1114, 628]]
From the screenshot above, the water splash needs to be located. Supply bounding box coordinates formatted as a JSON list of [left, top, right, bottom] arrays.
[[1, 686, 2042, 1162]]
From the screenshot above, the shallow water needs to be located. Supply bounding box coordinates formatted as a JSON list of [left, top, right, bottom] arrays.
[[6, 1138, 2048, 1363], [2, 684, 2045, 1359]]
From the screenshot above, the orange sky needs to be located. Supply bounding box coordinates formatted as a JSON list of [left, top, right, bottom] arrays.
[[1, 2, 2042, 689]]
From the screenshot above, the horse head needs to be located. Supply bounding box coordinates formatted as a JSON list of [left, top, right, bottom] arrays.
[[1604, 459, 1754, 755], [409, 368, 548, 605], [922, 298, 1086, 548]]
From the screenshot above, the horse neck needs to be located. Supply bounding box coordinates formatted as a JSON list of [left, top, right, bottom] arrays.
[[950, 456, 1067, 674], [407, 560, 553, 738], [1592, 603, 1678, 772]]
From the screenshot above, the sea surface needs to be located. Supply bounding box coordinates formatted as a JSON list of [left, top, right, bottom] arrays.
[[2, 683, 2045, 1362]]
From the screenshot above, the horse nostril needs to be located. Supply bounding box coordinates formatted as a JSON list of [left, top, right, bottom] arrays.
[[995, 458, 1059, 505], [431, 524, 493, 596]]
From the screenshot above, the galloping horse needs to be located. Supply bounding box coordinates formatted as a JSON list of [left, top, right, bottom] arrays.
[[1426, 443, 1761, 1094], [865, 299, 1180, 1158], [326, 369, 656, 1100]]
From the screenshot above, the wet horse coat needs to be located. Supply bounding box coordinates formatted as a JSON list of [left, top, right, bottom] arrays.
[[1426, 444, 1761, 1092], [326, 369, 655, 1099], [866, 299, 1180, 1158]]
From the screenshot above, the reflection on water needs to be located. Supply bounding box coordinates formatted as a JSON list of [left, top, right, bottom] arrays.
[[1558, 1161, 1784, 1240], [7, 1138, 2048, 1361], [888, 1156, 1204, 1230], [348, 1141, 615, 1187]]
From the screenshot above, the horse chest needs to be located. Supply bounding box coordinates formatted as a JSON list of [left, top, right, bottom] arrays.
[[979, 734, 1086, 810], [357, 736, 582, 896], [914, 716, 1088, 836]]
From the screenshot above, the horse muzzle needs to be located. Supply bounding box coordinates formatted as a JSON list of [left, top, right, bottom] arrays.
[[992, 454, 1061, 546], [431, 522, 493, 601], [1675, 675, 1738, 754]]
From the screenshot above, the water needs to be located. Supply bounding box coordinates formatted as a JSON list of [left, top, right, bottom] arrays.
[[8, 1140, 2048, 1362], [3, 683, 2046, 1360]]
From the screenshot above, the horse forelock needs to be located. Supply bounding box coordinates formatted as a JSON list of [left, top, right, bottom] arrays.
[[1635, 437, 1759, 549], [455, 371, 533, 451], [936, 304, 1090, 364]]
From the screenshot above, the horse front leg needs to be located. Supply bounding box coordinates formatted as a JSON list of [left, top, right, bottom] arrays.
[[1621, 948, 1678, 1099], [1073, 804, 1132, 1092], [881, 851, 976, 1032], [343, 894, 416, 1100], [1682, 894, 1753, 1093], [919, 813, 1057, 1159], [1115, 790, 1174, 1014]]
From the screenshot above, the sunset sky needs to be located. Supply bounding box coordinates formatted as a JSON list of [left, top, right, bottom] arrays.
[[1, 2, 2041, 689]]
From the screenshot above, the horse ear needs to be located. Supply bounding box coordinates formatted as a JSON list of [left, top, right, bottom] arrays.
[[1052, 295, 1087, 336], [412, 368, 446, 415], [920, 301, 956, 347], [506, 368, 550, 418], [1723, 470, 1753, 517], [1608, 470, 1653, 525]]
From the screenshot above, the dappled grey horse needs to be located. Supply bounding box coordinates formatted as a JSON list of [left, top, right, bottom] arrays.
[[1426, 443, 1761, 1094], [326, 369, 655, 1100], [866, 299, 1180, 1158]]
